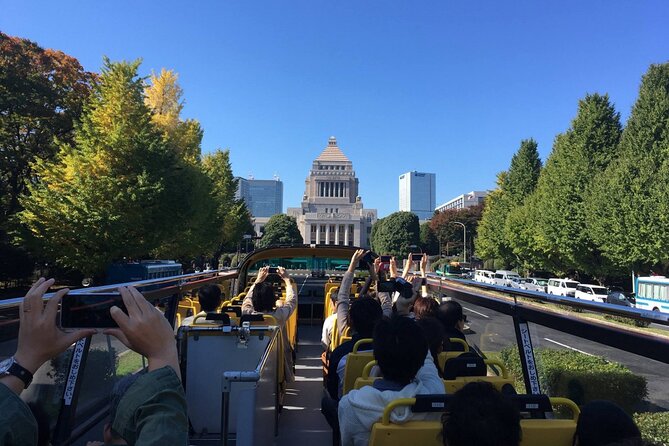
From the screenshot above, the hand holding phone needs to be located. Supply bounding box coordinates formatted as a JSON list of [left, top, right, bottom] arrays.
[[411, 253, 423, 262]]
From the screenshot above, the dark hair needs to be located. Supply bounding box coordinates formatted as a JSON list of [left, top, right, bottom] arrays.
[[251, 282, 276, 312], [350, 297, 383, 337], [442, 381, 521, 446], [416, 317, 445, 362], [437, 301, 464, 329], [575, 401, 641, 446], [413, 297, 439, 320], [27, 402, 50, 446], [373, 316, 427, 385], [109, 373, 141, 440], [198, 284, 223, 312]]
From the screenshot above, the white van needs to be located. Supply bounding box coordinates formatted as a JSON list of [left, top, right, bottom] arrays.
[[474, 270, 495, 285], [574, 284, 608, 302], [494, 270, 522, 287], [547, 278, 580, 297]]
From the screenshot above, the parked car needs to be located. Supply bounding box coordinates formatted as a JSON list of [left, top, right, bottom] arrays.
[[606, 291, 636, 307], [575, 284, 609, 302], [547, 278, 580, 297], [520, 278, 549, 293], [474, 270, 496, 285], [494, 270, 522, 287]]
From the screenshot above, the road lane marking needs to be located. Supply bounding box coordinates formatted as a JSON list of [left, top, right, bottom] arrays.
[[543, 338, 594, 356], [462, 306, 490, 319]]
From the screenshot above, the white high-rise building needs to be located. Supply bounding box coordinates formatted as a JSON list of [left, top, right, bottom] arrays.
[[398, 171, 436, 220], [435, 191, 488, 212]]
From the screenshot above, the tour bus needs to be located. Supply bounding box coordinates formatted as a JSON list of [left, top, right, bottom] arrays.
[[1, 245, 667, 446], [634, 275, 669, 314], [106, 259, 183, 284]]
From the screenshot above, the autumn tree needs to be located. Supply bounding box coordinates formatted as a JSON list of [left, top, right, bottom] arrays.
[[19, 59, 193, 273], [419, 222, 438, 255], [370, 212, 420, 257], [586, 63, 669, 274], [258, 214, 303, 248], [430, 204, 484, 259]]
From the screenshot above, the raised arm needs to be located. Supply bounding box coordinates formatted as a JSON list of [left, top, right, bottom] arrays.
[[242, 267, 269, 314], [273, 267, 297, 325], [337, 249, 366, 338]]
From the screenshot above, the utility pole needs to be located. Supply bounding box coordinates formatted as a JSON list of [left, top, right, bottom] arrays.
[[451, 221, 466, 264]]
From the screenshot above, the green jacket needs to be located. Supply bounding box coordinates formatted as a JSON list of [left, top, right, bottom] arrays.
[[0, 366, 187, 446]]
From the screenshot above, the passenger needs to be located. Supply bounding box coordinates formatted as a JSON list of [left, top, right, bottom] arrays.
[[86, 373, 140, 446], [321, 286, 340, 350], [441, 381, 521, 446], [437, 300, 470, 352], [338, 315, 445, 446], [0, 278, 187, 446], [180, 284, 223, 326], [242, 266, 297, 382], [412, 296, 440, 320], [416, 317, 446, 377], [574, 400, 642, 446]]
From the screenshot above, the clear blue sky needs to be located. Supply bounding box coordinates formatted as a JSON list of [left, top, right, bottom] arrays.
[[2, 1, 668, 217]]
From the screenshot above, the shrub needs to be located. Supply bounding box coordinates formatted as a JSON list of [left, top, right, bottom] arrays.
[[604, 314, 651, 328], [634, 412, 669, 446], [500, 346, 647, 413]]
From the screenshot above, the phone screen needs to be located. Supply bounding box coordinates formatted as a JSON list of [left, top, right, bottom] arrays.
[[268, 267, 279, 274], [380, 255, 391, 263], [411, 253, 423, 261], [60, 292, 127, 328]]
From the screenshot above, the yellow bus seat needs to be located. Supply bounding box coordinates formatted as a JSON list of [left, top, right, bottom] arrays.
[[442, 357, 514, 393], [342, 338, 374, 395], [437, 338, 470, 371], [519, 398, 579, 446]]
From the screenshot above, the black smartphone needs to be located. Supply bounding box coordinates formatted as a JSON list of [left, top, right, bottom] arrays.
[[377, 280, 396, 293], [60, 292, 127, 328], [411, 253, 423, 261], [380, 255, 392, 263], [268, 267, 279, 274]]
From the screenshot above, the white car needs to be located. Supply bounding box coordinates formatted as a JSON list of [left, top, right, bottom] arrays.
[[494, 270, 522, 287], [574, 284, 608, 302], [474, 270, 496, 285], [547, 278, 580, 297], [520, 278, 548, 293]]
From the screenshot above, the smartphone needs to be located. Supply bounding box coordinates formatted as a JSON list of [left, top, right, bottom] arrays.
[[377, 280, 396, 293], [268, 267, 279, 274], [380, 255, 392, 263], [60, 292, 127, 328], [411, 253, 423, 261]]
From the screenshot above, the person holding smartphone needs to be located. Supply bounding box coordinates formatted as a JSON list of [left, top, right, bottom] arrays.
[[0, 278, 187, 445]]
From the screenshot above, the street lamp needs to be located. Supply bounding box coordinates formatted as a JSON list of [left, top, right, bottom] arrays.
[[450, 221, 466, 264]]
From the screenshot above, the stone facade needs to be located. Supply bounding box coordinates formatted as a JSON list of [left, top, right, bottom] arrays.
[[287, 137, 377, 247]]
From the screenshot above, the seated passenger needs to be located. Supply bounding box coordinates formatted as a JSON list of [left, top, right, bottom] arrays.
[[321, 286, 340, 350], [574, 400, 642, 446], [412, 296, 440, 320], [441, 381, 521, 446], [338, 315, 445, 446], [437, 300, 470, 352], [416, 317, 446, 377], [242, 266, 297, 382], [0, 279, 187, 446], [180, 284, 223, 326], [86, 373, 140, 446]]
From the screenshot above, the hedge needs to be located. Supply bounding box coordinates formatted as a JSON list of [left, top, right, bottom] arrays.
[[634, 412, 669, 446], [500, 346, 648, 413]]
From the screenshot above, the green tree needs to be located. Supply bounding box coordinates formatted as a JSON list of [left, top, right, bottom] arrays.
[[370, 211, 420, 257], [258, 214, 303, 248], [517, 94, 621, 277], [586, 63, 669, 273], [19, 59, 189, 274], [476, 139, 541, 268], [430, 205, 484, 260], [419, 222, 438, 255]]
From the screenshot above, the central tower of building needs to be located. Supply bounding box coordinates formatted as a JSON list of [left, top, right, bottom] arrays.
[[288, 137, 377, 247]]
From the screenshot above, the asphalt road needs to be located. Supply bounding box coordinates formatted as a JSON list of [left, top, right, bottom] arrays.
[[451, 296, 669, 411]]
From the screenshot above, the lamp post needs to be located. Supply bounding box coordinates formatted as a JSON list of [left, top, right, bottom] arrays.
[[450, 221, 466, 264]]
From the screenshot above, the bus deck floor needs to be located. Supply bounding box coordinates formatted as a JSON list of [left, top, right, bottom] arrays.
[[275, 324, 332, 445]]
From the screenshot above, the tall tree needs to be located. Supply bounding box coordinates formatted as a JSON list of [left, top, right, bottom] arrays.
[[370, 211, 420, 257], [19, 59, 188, 274], [430, 205, 484, 259], [586, 63, 669, 273], [517, 94, 621, 277], [144, 68, 202, 164], [419, 222, 438, 255], [258, 214, 303, 248]]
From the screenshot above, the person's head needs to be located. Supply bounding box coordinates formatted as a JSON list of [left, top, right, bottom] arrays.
[[442, 381, 521, 446], [106, 374, 142, 444], [574, 401, 641, 446], [438, 300, 465, 331], [373, 315, 427, 385], [416, 317, 445, 360], [349, 297, 383, 337], [197, 284, 223, 312], [413, 296, 439, 320], [251, 282, 276, 312]]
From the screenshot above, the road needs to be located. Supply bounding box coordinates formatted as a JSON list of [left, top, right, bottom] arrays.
[[451, 296, 669, 410]]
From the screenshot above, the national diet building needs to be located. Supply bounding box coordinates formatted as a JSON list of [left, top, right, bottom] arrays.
[[288, 137, 377, 248]]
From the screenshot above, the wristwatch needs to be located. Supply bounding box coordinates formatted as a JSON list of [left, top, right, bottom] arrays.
[[0, 357, 34, 389]]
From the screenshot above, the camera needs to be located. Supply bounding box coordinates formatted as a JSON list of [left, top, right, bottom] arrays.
[[60, 292, 127, 329]]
